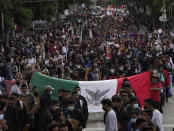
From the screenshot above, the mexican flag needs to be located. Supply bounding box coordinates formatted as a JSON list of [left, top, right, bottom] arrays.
[[32, 72, 150, 112]]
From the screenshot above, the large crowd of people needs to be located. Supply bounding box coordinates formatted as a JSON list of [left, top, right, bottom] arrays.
[[0, 4, 173, 131]]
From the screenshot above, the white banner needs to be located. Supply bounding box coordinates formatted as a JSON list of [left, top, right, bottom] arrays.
[[64, 10, 69, 16], [79, 79, 117, 112]]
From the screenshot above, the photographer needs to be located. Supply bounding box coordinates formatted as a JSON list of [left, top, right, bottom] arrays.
[[38, 100, 64, 131]]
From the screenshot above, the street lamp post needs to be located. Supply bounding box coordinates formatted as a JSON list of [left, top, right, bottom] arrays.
[[159, 0, 168, 29], [171, 3, 174, 28], [1, 12, 4, 41]]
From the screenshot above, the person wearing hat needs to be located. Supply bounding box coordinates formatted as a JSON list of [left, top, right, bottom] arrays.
[[150, 73, 162, 111], [40, 85, 54, 111], [101, 98, 118, 131]]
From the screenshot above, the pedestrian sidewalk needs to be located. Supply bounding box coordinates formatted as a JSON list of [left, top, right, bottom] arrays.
[[163, 87, 174, 131]]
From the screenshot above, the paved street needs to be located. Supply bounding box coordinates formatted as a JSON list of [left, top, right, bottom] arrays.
[[163, 87, 174, 131]]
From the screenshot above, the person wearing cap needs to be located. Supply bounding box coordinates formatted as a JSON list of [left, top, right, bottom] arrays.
[[101, 98, 118, 131], [40, 85, 54, 111], [150, 73, 162, 111]]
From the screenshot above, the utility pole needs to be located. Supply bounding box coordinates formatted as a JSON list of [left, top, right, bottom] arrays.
[[1, 12, 4, 41], [163, 0, 166, 29], [171, 3, 174, 28]]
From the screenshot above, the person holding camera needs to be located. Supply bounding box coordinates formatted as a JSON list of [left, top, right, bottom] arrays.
[[38, 100, 64, 131]]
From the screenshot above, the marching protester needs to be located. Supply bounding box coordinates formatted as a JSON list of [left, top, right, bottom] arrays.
[[40, 85, 54, 111], [144, 98, 164, 131], [101, 98, 118, 131]]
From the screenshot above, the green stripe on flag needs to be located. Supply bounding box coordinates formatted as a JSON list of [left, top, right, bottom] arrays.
[[32, 72, 79, 100]]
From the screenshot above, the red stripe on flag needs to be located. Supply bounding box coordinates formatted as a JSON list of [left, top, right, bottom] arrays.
[[117, 72, 151, 107]]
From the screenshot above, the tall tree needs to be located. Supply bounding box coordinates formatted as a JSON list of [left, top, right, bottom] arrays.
[[0, 0, 33, 35], [28, 1, 58, 22]]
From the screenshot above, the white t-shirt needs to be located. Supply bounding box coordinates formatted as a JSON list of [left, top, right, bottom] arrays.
[[11, 85, 21, 95], [35, 45, 40, 54], [62, 46, 67, 54], [105, 109, 118, 131], [151, 109, 164, 131], [27, 58, 36, 65]]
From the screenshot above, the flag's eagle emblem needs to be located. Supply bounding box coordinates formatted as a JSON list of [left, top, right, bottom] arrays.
[[85, 89, 110, 106]]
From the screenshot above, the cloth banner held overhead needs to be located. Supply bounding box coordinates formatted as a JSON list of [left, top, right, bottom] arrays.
[[32, 72, 150, 112]]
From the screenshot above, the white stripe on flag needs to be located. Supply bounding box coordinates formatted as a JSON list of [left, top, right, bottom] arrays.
[[79, 79, 118, 112]]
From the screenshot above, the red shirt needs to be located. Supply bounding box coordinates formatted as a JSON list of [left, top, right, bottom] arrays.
[[162, 70, 170, 87], [105, 75, 118, 80], [150, 82, 162, 102]]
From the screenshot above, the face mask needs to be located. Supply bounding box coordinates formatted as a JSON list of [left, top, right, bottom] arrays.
[[102, 107, 106, 111], [133, 103, 139, 109], [16, 81, 20, 86], [54, 106, 60, 111], [156, 54, 159, 57], [153, 70, 158, 74], [34, 92, 39, 97], [0, 114, 4, 120], [77, 91, 81, 95], [94, 64, 97, 67], [55, 106, 59, 109], [76, 65, 80, 69], [152, 80, 158, 84], [50, 91, 53, 95], [130, 118, 136, 123], [144, 106, 147, 109], [68, 106, 74, 111], [59, 96, 63, 101], [21, 92, 29, 97], [119, 67, 123, 71], [110, 69, 115, 73], [90, 50, 94, 54]]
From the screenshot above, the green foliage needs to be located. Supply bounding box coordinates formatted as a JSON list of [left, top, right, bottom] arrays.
[[0, 0, 92, 34], [58, 0, 74, 12], [15, 7, 33, 27], [31, 1, 58, 22], [145, 0, 173, 15], [78, 0, 92, 5], [0, 0, 33, 33]]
